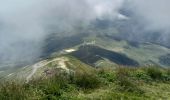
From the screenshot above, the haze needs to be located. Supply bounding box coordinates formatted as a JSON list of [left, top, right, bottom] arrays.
[[0, 0, 169, 66]]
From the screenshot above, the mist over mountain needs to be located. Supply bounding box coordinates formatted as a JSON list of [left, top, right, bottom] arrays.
[[1, 1, 170, 99], [0, 0, 170, 67], [0, 0, 123, 66], [119, 0, 170, 47]]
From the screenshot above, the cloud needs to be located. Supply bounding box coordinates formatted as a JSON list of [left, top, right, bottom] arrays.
[[87, 0, 124, 19], [128, 0, 170, 32], [122, 0, 170, 45], [2, 0, 169, 66], [0, 0, 124, 66], [0, 0, 170, 68]]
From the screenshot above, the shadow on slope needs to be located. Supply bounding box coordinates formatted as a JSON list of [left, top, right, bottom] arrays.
[[71, 46, 139, 66]]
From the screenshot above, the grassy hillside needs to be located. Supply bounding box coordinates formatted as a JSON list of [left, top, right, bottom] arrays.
[[0, 64, 169, 100], [83, 35, 170, 67], [0, 34, 170, 100], [1, 33, 170, 79]]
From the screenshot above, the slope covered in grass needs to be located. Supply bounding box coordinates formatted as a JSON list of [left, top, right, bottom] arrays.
[[0, 65, 169, 100]]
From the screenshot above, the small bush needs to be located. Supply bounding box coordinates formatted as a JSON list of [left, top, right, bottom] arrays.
[[30, 74, 71, 99], [74, 73, 100, 90], [0, 82, 29, 100], [100, 72, 116, 82], [98, 69, 116, 82], [116, 67, 129, 77], [116, 76, 143, 94], [115, 67, 143, 93], [162, 74, 170, 81], [146, 67, 163, 80], [167, 69, 170, 75], [134, 70, 151, 81]]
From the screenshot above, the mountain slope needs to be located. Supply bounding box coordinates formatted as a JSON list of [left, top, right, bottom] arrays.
[[0, 61, 170, 100], [1, 33, 170, 80]]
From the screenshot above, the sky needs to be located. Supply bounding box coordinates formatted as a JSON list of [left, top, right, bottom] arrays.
[[0, 0, 169, 66]]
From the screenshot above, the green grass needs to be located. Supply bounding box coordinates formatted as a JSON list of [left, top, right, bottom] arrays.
[[0, 66, 169, 100]]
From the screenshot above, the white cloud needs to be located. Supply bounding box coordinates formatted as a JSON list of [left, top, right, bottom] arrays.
[[87, 0, 124, 19], [0, 0, 124, 65], [128, 0, 170, 32]]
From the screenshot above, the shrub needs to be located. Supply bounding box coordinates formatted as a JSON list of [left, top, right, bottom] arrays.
[[74, 73, 100, 90], [30, 74, 70, 99], [0, 82, 29, 100], [98, 69, 116, 82], [134, 70, 151, 81], [146, 67, 163, 80], [116, 76, 143, 94], [116, 67, 129, 77], [115, 67, 143, 94], [167, 69, 170, 75], [161, 74, 170, 81], [100, 72, 116, 82]]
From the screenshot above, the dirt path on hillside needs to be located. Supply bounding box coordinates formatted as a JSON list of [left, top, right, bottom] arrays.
[[26, 57, 69, 83]]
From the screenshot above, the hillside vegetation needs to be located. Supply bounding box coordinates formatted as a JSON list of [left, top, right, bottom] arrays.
[[0, 65, 170, 100]]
